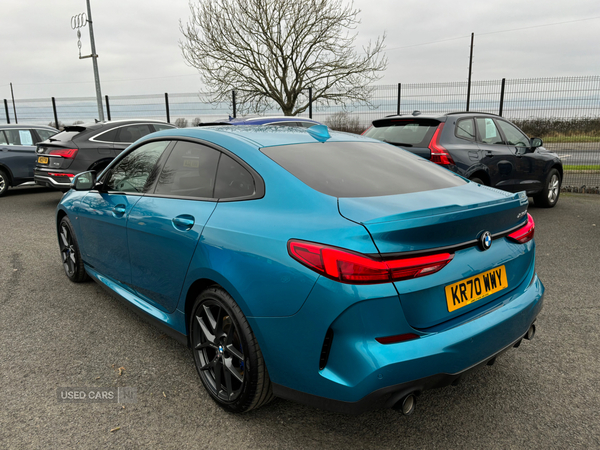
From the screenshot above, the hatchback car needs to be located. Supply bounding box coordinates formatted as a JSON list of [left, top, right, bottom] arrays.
[[363, 112, 563, 207], [0, 124, 57, 196], [34, 119, 175, 190], [56, 125, 544, 414]]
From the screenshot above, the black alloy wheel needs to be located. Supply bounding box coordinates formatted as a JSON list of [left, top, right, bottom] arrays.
[[0, 169, 9, 197], [190, 287, 273, 412], [533, 168, 561, 208], [58, 216, 89, 282]]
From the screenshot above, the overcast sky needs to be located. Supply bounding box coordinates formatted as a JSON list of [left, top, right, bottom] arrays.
[[1, 0, 599, 100]]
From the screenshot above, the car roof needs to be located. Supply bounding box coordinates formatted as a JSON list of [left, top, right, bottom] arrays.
[[63, 119, 174, 132], [372, 111, 502, 123], [141, 124, 374, 149], [197, 116, 322, 126], [0, 124, 58, 130]]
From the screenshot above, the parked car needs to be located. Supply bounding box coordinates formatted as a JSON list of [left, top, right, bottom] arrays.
[[363, 112, 563, 207], [56, 125, 543, 414], [0, 124, 58, 197], [198, 116, 323, 127], [34, 119, 175, 190]]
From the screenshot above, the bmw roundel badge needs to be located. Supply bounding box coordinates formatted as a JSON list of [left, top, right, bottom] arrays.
[[479, 231, 492, 251]]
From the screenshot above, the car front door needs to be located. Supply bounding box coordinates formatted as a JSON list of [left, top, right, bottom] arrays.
[[74, 140, 171, 285], [126, 140, 220, 313], [495, 119, 545, 194], [475, 117, 520, 191]]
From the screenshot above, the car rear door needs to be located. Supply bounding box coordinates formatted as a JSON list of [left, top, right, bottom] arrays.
[[475, 117, 520, 191], [0, 129, 37, 179], [126, 140, 221, 313]]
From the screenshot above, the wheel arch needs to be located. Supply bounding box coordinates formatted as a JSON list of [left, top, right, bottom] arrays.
[[87, 157, 114, 172], [0, 163, 15, 186], [468, 169, 491, 185]]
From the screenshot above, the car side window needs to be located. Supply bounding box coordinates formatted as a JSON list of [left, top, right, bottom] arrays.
[[495, 120, 530, 147], [35, 129, 56, 142], [214, 154, 256, 199], [117, 124, 154, 143], [476, 118, 504, 145], [154, 141, 220, 199], [104, 141, 170, 193], [0, 131, 7, 145], [3, 129, 34, 146], [153, 124, 174, 131], [94, 128, 119, 143], [455, 118, 476, 141]]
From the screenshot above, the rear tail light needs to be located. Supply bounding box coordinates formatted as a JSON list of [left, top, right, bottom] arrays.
[[288, 240, 454, 284], [507, 213, 535, 244], [49, 148, 78, 159], [428, 123, 455, 165]]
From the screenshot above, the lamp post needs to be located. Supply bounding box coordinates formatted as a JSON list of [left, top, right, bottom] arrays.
[[71, 0, 104, 121]]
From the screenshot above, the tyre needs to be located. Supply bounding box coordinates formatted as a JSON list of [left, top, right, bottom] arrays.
[[470, 177, 484, 185], [533, 168, 561, 208], [190, 287, 274, 413], [58, 216, 89, 282], [0, 168, 9, 197]]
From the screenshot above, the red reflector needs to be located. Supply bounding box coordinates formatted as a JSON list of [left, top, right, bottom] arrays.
[[48, 173, 75, 177], [376, 333, 420, 345], [507, 213, 535, 244], [49, 148, 78, 158], [288, 240, 453, 284], [428, 123, 455, 165]]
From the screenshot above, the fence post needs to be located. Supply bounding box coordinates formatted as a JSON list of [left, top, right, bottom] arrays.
[[499, 78, 506, 117], [51, 97, 59, 129], [105, 95, 111, 121], [397, 83, 401, 115], [232, 90, 237, 118], [308, 87, 312, 119], [165, 93, 170, 123], [466, 32, 474, 112], [4, 99, 9, 124]]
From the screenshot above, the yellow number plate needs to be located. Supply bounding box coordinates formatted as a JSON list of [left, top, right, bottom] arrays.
[[445, 265, 508, 312], [37, 156, 49, 164]]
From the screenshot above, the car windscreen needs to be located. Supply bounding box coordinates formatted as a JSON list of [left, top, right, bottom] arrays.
[[260, 141, 466, 198], [364, 119, 439, 147]]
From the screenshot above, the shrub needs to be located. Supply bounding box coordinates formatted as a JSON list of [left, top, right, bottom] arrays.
[[324, 111, 365, 134]]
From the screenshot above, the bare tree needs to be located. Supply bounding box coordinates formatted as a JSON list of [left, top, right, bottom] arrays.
[[180, 0, 387, 116]]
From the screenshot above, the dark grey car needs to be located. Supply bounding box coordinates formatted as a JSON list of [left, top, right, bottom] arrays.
[[0, 124, 58, 197], [34, 119, 175, 190], [364, 112, 563, 207]]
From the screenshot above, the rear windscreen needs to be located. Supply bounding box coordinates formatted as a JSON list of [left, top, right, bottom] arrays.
[[47, 131, 80, 142], [261, 141, 466, 198], [364, 119, 439, 147]]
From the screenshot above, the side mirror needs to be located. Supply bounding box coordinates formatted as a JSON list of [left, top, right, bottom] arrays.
[[72, 171, 96, 191], [530, 137, 543, 148]]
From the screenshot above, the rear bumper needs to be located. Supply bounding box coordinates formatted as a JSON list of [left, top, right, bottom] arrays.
[[252, 270, 544, 414], [34, 168, 73, 189], [272, 324, 536, 414]]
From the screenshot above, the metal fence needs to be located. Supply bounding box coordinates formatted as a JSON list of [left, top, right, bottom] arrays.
[[3, 76, 599, 191]]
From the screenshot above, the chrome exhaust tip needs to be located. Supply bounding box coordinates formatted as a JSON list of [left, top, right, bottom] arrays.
[[525, 324, 536, 341], [394, 393, 417, 415]]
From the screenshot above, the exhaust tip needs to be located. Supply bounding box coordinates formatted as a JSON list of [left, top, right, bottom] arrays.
[[525, 324, 536, 341], [394, 393, 417, 415]]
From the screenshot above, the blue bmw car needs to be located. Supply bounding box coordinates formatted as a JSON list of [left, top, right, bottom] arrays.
[[56, 125, 543, 414]]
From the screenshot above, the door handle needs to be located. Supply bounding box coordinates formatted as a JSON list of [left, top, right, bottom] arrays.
[[112, 204, 126, 217], [172, 215, 195, 231]]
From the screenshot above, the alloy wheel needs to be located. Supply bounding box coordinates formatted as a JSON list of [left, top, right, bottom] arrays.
[[547, 173, 560, 204], [193, 300, 245, 402], [59, 224, 77, 277]]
